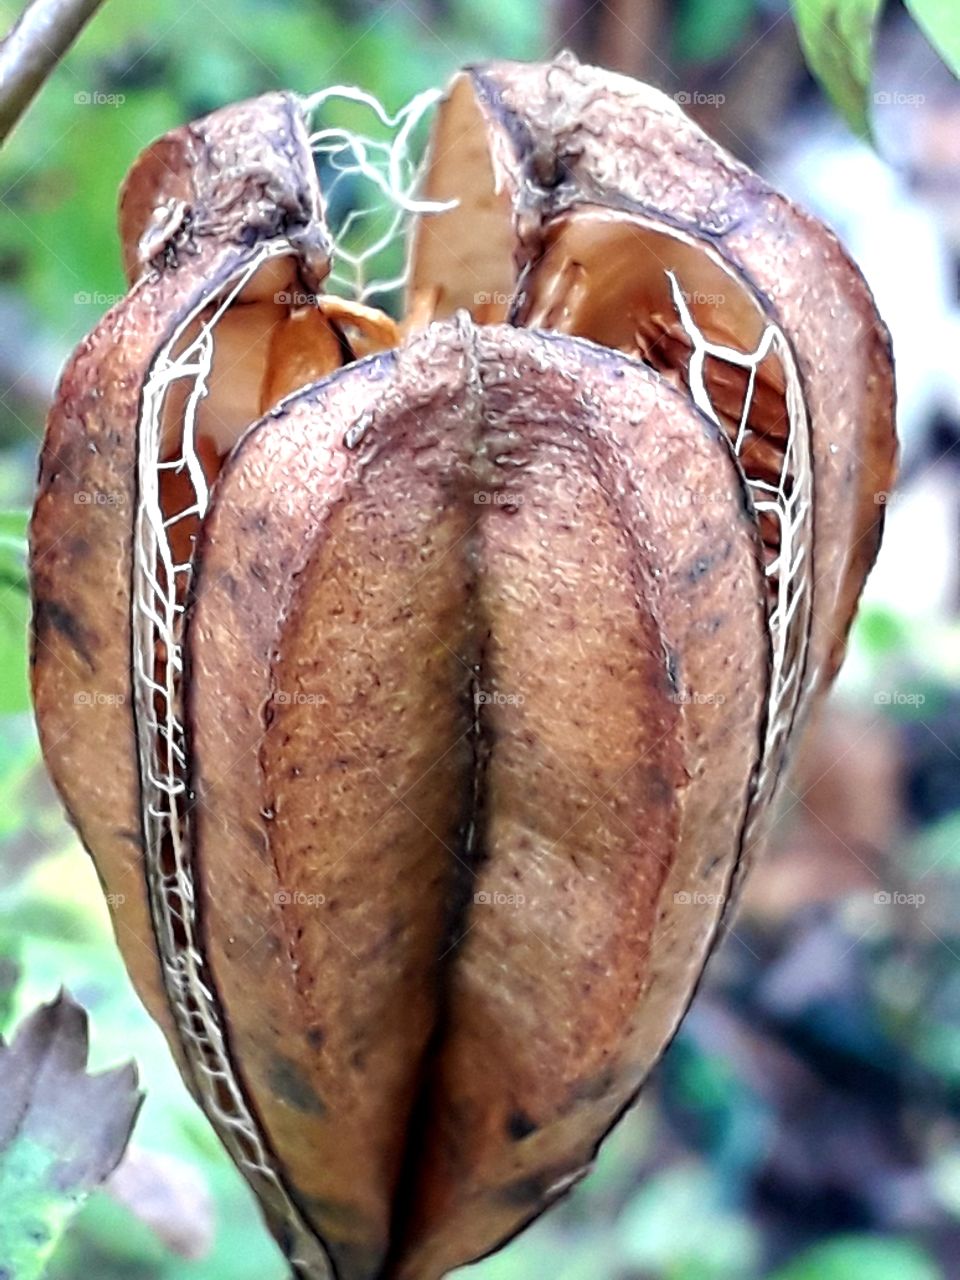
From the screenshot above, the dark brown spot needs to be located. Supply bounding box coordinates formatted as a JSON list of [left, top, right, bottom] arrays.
[[507, 1109, 537, 1140], [500, 1172, 551, 1207], [267, 1053, 326, 1116], [66, 534, 92, 560], [34, 599, 96, 669]]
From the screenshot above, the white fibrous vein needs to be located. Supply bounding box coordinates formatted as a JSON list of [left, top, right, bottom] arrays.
[[131, 85, 453, 1270], [133, 245, 333, 1276], [303, 84, 455, 304], [667, 271, 814, 836]]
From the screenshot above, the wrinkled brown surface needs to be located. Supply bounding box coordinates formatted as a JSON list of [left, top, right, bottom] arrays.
[[30, 89, 326, 1129], [32, 54, 898, 1280], [187, 319, 766, 1278], [414, 57, 897, 695]]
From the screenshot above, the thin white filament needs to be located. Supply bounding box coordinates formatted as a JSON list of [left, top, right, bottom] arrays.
[[134, 244, 333, 1274], [303, 84, 456, 303], [667, 269, 814, 822]]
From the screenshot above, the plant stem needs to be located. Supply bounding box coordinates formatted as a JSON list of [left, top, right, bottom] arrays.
[[0, 0, 108, 144]]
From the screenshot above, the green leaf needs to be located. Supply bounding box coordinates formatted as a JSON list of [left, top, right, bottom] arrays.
[[0, 992, 142, 1278], [905, 0, 960, 75], [770, 1236, 943, 1280], [2, 839, 289, 1279], [0, 509, 30, 715], [792, 0, 885, 138], [0, 510, 30, 578]]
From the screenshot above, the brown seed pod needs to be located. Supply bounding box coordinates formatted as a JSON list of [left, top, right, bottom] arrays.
[[31, 55, 896, 1280]]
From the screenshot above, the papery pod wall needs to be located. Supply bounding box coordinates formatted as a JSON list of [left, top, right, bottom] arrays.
[[30, 54, 896, 1280]]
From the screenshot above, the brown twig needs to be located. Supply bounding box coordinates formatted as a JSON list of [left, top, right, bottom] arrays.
[[0, 0, 108, 144]]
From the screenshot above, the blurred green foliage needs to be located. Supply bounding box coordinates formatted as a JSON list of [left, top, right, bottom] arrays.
[[0, 508, 29, 713], [904, 0, 960, 76], [793, 0, 884, 138], [674, 0, 757, 64], [0, 837, 291, 1279], [793, 0, 960, 135], [0, 992, 142, 1280], [771, 1237, 943, 1280], [0, 0, 543, 343]]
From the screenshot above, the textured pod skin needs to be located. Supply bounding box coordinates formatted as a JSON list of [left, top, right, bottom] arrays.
[[187, 320, 768, 1277], [31, 92, 324, 1039], [413, 56, 897, 691], [30, 92, 335, 1272], [30, 55, 897, 1280]]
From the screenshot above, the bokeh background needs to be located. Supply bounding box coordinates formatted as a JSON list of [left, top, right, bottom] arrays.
[[1, 1, 959, 1278]]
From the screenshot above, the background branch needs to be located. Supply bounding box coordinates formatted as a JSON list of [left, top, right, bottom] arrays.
[[0, 0, 108, 144]]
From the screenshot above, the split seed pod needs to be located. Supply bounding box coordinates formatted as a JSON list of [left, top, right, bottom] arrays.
[[31, 56, 896, 1280]]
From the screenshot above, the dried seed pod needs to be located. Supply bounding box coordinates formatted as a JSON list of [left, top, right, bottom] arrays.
[[31, 91, 336, 1274], [411, 57, 897, 857], [31, 54, 896, 1280]]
